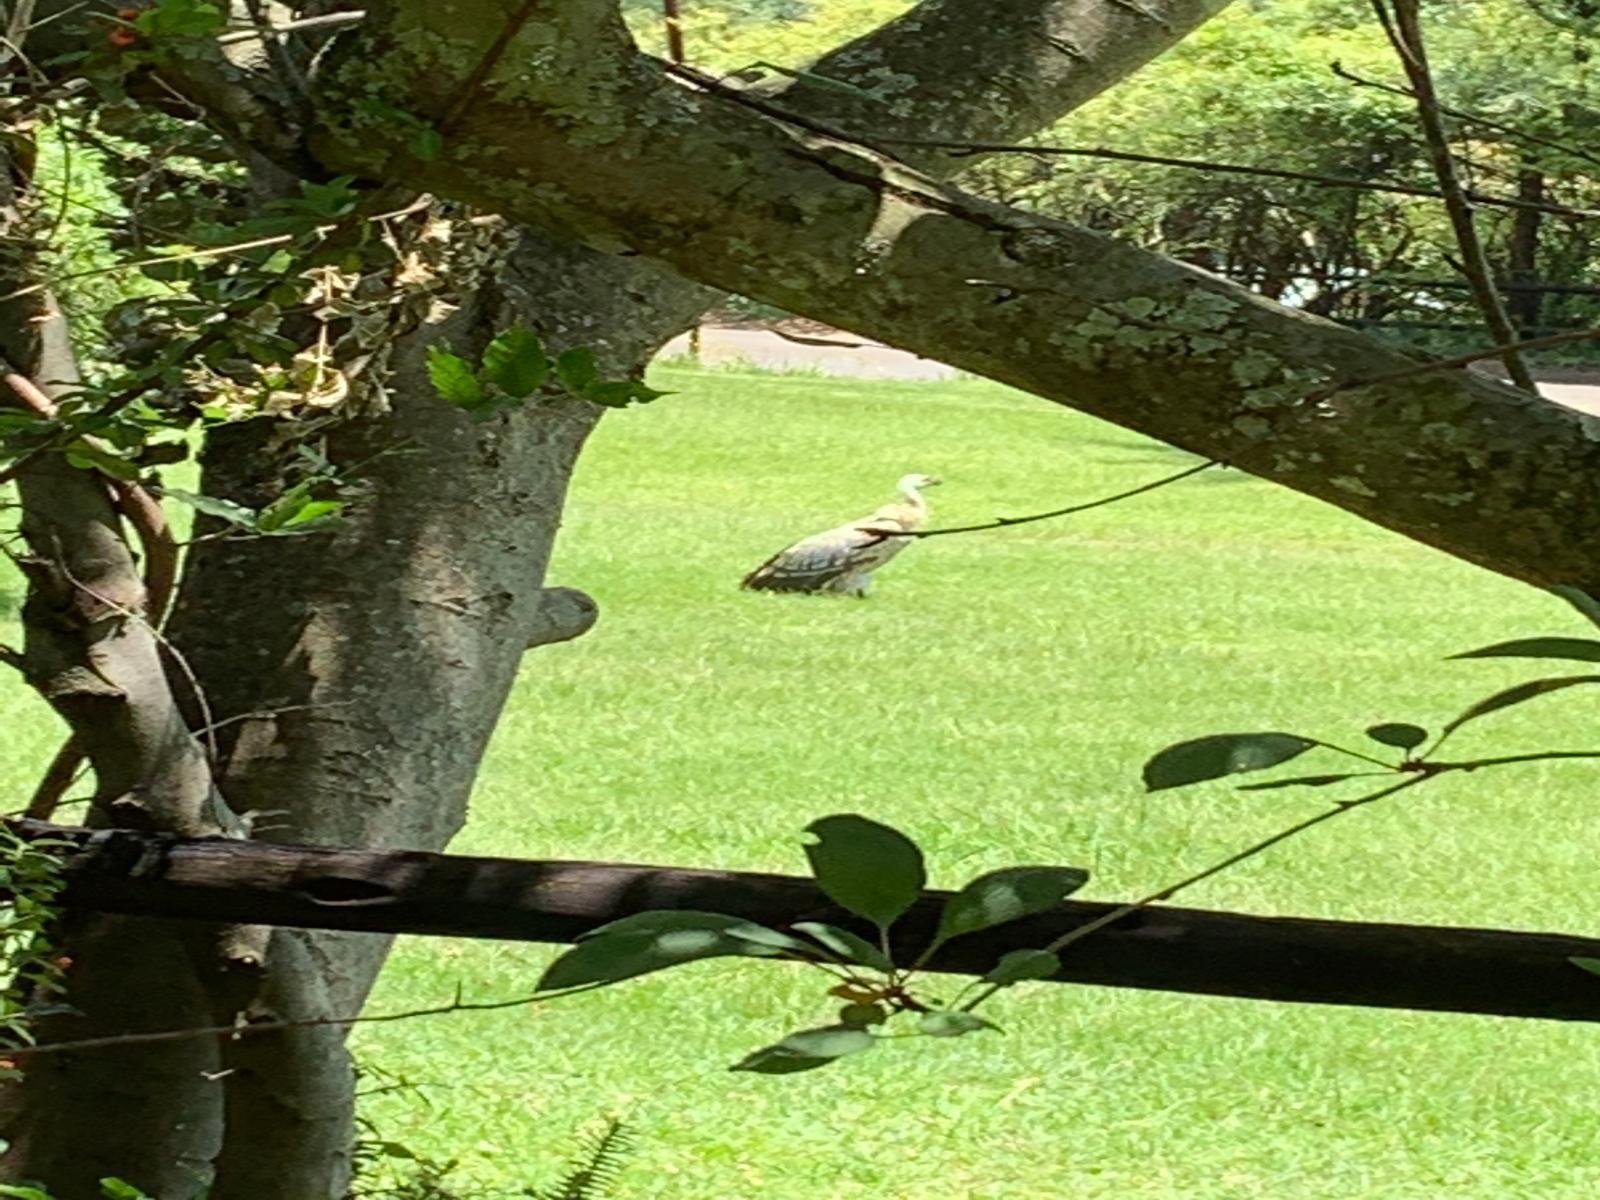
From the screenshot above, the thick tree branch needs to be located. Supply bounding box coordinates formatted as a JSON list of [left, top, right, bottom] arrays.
[[16, 820, 1600, 1023], [772, 0, 1234, 173], [312, 31, 1600, 592]]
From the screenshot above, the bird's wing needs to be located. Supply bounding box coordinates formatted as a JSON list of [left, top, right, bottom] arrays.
[[741, 518, 912, 591]]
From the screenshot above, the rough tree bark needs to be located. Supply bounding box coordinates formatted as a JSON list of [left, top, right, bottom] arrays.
[[2, 2, 1230, 1196], [313, 0, 1600, 592]]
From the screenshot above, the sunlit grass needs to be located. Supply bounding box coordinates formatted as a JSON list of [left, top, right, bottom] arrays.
[[6, 365, 1600, 1197]]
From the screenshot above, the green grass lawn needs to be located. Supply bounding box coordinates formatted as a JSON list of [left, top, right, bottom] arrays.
[[7, 364, 1600, 1197]]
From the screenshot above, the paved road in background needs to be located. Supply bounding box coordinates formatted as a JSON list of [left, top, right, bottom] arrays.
[[660, 327, 1600, 415]]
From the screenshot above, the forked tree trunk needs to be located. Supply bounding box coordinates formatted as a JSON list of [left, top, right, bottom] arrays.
[[1, 3, 1232, 1193]]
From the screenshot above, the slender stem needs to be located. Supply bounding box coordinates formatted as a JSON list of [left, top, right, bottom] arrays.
[[862, 139, 1600, 221], [893, 461, 1219, 541], [1312, 739, 1401, 770], [5, 982, 608, 1060], [1376, 0, 1537, 393], [961, 776, 1426, 1013]]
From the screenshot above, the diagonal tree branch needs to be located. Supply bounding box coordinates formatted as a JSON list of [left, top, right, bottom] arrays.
[[310, 14, 1600, 592]]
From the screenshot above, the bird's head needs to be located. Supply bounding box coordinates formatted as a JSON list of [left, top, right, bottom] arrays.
[[898, 472, 942, 494]]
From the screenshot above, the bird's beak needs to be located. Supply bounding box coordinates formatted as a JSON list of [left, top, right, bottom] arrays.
[[926, 476, 943, 487]]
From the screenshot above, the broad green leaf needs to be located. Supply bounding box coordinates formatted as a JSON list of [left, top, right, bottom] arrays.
[[1571, 956, 1600, 977], [1551, 585, 1600, 631], [481, 327, 550, 399], [1142, 733, 1316, 791], [1236, 773, 1362, 791], [100, 1181, 152, 1200], [580, 910, 815, 956], [1441, 675, 1600, 736], [0, 1186, 54, 1199], [803, 814, 925, 929], [555, 347, 600, 394], [162, 488, 259, 530], [1365, 723, 1427, 750], [583, 379, 671, 408], [427, 345, 486, 409], [982, 948, 1061, 986], [1450, 637, 1600, 664], [409, 126, 445, 161], [730, 1025, 875, 1073], [934, 866, 1087, 945], [919, 1011, 1001, 1038], [537, 927, 780, 991], [792, 921, 894, 971], [580, 910, 752, 939], [63, 442, 141, 481]]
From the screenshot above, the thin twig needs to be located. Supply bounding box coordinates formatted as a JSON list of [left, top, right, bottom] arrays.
[[961, 776, 1427, 1013], [58, 564, 217, 764], [2, 982, 606, 1060], [866, 138, 1600, 221], [1329, 61, 1600, 171], [1312, 325, 1600, 400], [434, 0, 543, 137], [1376, 0, 1536, 392], [877, 460, 1219, 542]]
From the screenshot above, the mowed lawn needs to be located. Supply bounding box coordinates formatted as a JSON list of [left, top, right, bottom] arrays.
[[7, 364, 1600, 1196]]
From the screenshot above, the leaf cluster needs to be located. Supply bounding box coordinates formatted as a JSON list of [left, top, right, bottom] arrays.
[[426, 329, 669, 421], [535, 814, 1087, 1075]]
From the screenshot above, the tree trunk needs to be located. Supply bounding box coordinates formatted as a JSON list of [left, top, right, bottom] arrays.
[[2, 4, 1234, 1194]]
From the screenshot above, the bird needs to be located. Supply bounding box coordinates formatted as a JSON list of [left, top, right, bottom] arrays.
[[740, 473, 942, 597]]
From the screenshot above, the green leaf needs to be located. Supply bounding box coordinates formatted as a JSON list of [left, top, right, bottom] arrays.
[[161, 488, 259, 530], [982, 948, 1061, 986], [580, 910, 817, 956], [582, 911, 754, 939], [583, 379, 671, 408], [555, 347, 600, 394], [730, 1025, 876, 1074], [1236, 773, 1363, 791], [803, 814, 926, 930], [919, 1011, 1001, 1038], [1450, 637, 1600, 664], [791, 921, 894, 972], [934, 866, 1087, 946], [837, 1002, 888, 1027], [135, 0, 225, 38], [427, 345, 486, 410], [62, 442, 141, 481], [1365, 723, 1427, 751], [537, 926, 781, 991], [276, 499, 343, 528], [0, 1186, 55, 1199], [1571, 956, 1600, 978], [481, 327, 550, 399], [1551, 585, 1600, 631], [1142, 733, 1317, 791], [100, 1181, 152, 1200], [1441, 676, 1600, 736], [409, 126, 445, 161]]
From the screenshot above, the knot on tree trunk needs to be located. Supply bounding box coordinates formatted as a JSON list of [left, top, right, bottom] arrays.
[[526, 585, 599, 649]]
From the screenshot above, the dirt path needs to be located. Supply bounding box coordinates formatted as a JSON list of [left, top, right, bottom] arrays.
[[659, 326, 1600, 415]]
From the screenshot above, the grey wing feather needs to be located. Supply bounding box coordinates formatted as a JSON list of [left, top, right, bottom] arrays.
[[741, 521, 909, 591]]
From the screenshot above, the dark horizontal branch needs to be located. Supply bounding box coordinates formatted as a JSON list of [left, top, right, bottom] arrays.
[[16, 820, 1600, 1022]]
